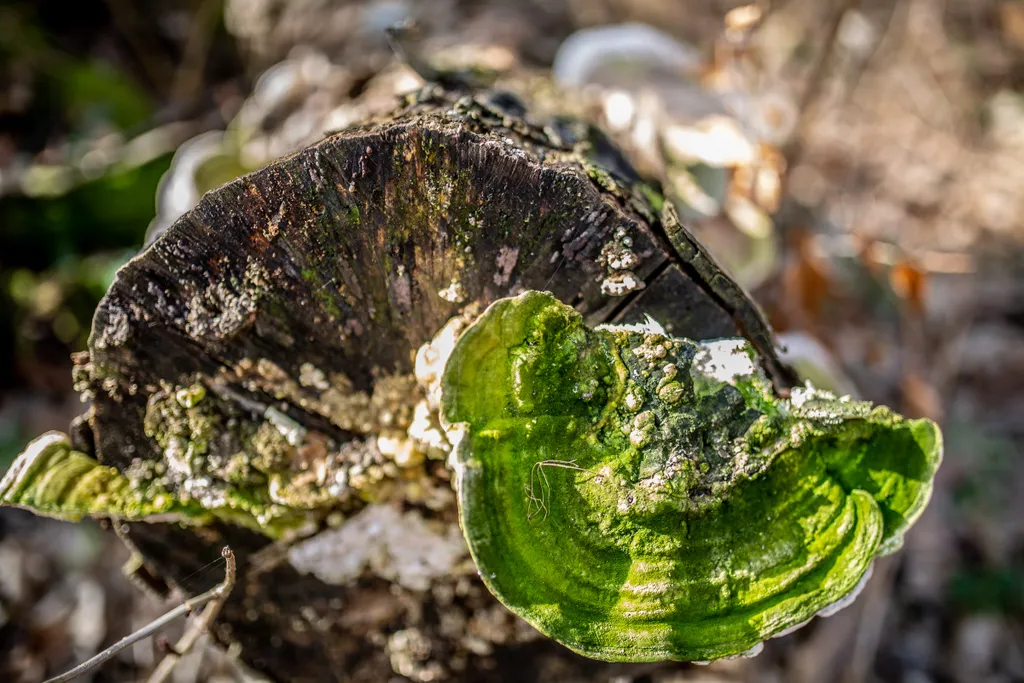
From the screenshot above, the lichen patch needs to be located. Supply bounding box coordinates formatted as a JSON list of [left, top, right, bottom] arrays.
[[493, 247, 520, 287]]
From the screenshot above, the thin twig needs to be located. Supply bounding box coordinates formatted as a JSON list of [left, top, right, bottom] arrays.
[[45, 547, 236, 683], [147, 546, 237, 683]]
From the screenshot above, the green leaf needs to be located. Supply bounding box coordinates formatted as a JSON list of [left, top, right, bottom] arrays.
[[441, 291, 941, 662]]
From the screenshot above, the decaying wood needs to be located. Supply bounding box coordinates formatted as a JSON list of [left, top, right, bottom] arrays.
[[70, 83, 794, 682]]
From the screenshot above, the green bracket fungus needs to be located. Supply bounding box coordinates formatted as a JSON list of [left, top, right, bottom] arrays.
[[0, 431, 311, 537], [0, 432, 196, 522], [440, 291, 942, 663]]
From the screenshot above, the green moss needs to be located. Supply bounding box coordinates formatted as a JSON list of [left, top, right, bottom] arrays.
[[584, 161, 619, 194], [250, 421, 294, 473], [301, 264, 342, 319], [130, 378, 348, 537], [639, 183, 666, 215], [175, 383, 207, 408], [441, 292, 942, 662]]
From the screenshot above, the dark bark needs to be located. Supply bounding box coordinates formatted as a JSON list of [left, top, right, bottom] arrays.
[[73, 85, 794, 682]]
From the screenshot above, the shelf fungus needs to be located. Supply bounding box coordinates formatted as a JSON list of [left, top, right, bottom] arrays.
[[440, 291, 942, 663], [0, 432, 202, 523], [0, 418, 323, 538]]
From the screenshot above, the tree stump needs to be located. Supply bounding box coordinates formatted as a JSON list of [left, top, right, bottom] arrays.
[[71, 84, 795, 682]]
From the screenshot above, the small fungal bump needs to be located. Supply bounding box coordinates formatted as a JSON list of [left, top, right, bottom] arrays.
[[600, 271, 645, 297], [628, 428, 649, 448], [657, 382, 683, 404], [298, 362, 330, 391], [175, 383, 207, 408], [264, 406, 307, 447], [439, 281, 467, 303]]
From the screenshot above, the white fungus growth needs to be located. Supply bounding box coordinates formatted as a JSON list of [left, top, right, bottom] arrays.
[[691, 339, 759, 384], [288, 504, 468, 591], [597, 315, 666, 336], [438, 281, 466, 303], [600, 270, 645, 297]]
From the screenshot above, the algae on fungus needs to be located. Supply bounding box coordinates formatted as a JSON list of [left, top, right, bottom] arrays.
[[440, 291, 942, 662], [0, 432, 203, 522], [0, 426, 316, 538]]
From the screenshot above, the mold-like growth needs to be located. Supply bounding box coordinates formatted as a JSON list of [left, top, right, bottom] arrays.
[[441, 291, 942, 663], [136, 380, 323, 534], [288, 504, 469, 591]]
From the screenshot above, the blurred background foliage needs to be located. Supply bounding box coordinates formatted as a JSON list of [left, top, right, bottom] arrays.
[[1, 1, 1024, 682], [0, 0, 244, 469]]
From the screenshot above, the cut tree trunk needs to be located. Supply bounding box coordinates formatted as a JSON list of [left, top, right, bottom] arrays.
[[72, 84, 794, 682]]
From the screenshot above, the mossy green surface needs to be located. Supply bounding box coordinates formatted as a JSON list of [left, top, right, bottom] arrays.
[[0, 431, 310, 538], [0, 432, 199, 522], [441, 291, 942, 662]]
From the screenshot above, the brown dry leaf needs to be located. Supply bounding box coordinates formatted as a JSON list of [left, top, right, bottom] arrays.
[[890, 259, 928, 316], [782, 228, 834, 328], [1001, 2, 1024, 50]]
